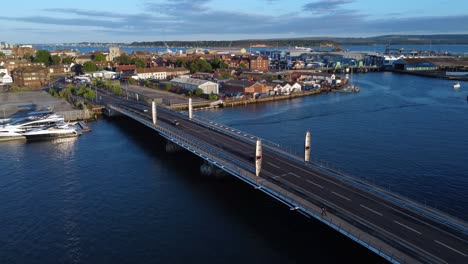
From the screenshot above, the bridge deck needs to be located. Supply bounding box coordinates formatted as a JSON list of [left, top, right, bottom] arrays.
[[101, 90, 467, 264]]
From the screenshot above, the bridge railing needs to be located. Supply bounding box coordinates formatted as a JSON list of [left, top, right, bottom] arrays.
[[167, 108, 467, 233], [109, 102, 467, 234], [109, 104, 441, 263]]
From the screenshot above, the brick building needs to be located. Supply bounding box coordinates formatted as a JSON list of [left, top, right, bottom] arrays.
[[12, 66, 49, 89], [249, 55, 269, 72]]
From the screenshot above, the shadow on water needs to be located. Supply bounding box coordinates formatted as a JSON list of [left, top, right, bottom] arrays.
[[107, 116, 386, 263]]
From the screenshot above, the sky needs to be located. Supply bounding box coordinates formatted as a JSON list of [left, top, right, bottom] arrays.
[[0, 0, 467, 44]]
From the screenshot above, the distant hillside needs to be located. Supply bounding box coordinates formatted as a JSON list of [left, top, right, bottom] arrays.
[[129, 34, 468, 47]]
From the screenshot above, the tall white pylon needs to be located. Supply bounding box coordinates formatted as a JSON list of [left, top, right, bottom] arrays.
[[256, 140, 262, 177], [152, 100, 157, 125], [189, 98, 193, 119], [305, 131, 311, 162]]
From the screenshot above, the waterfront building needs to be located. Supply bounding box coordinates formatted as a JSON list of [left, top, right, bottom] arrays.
[[393, 57, 468, 72], [170, 77, 218, 94]]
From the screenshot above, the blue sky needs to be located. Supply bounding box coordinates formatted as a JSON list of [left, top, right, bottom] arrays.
[[1, 0, 467, 43]]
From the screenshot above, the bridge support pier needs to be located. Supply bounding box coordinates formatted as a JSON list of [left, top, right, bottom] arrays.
[[165, 141, 182, 153], [256, 140, 262, 177], [305, 131, 311, 162], [136, 93, 139, 101], [200, 161, 228, 177], [189, 98, 193, 119], [152, 100, 157, 126]]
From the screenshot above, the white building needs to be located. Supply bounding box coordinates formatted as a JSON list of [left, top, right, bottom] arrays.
[[0, 67, 12, 84], [92, 70, 118, 79], [136, 68, 167, 80], [170, 77, 219, 94]]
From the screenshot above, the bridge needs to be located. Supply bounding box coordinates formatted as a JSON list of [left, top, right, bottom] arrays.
[[99, 90, 467, 263]]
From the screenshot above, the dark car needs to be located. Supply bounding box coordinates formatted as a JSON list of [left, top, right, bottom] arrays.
[[172, 119, 180, 126]]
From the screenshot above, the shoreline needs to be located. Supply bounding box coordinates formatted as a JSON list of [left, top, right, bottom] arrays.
[[169, 89, 325, 111]]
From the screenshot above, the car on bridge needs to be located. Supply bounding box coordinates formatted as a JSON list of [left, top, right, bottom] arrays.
[[172, 119, 180, 126]]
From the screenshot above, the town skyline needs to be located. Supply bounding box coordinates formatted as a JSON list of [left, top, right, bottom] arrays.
[[1, 0, 468, 43]]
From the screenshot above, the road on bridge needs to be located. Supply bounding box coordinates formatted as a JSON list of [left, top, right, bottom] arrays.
[[100, 90, 467, 263]]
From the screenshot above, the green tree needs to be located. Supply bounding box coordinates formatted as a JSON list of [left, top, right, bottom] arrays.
[[208, 92, 218, 100], [76, 86, 96, 100], [51, 55, 61, 65], [174, 58, 184, 67], [190, 58, 213, 73], [34, 50, 52, 66], [60, 86, 73, 101], [195, 88, 204, 96], [83, 61, 97, 72], [93, 52, 106, 62], [128, 78, 136, 85], [116, 55, 131, 64], [211, 58, 228, 70], [165, 83, 172, 91], [144, 80, 151, 87], [131, 58, 145, 68], [62, 56, 74, 64], [239, 62, 247, 69], [0, 52, 5, 57], [220, 72, 231, 79]]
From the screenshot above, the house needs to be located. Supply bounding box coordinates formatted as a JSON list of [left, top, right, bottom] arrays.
[[12, 66, 49, 89], [49, 65, 71, 75], [75, 54, 93, 64], [166, 67, 190, 78], [117, 65, 137, 79], [135, 68, 167, 80], [50, 49, 79, 57], [170, 77, 218, 94], [0, 67, 13, 84]]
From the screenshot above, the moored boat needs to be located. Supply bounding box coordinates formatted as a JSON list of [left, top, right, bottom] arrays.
[[22, 123, 81, 141], [0, 113, 64, 140], [453, 82, 461, 89]]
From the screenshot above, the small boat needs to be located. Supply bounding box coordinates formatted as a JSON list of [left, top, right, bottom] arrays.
[[22, 123, 81, 141], [453, 82, 461, 89], [0, 113, 64, 140]]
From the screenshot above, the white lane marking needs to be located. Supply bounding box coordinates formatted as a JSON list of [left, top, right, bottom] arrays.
[[306, 180, 324, 189], [290, 173, 301, 178], [434, 240, 467, 257], [360, 204, 383, 216], [267, 162, 280, 169], [271, 174, 449, 264], [331, 191, 351, 201], [394, 220, 421, 235]]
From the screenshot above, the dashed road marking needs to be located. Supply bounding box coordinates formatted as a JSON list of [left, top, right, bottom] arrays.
[[332, 191, 351, 201], [360, 204, 383, 216], [434, 240, 467, 257], [394, 220, 421, 235]]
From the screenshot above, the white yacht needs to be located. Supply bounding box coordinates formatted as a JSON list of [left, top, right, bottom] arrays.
[[453, 82, 461, 89], [22, 122, 81, 141], [0, 113, 65, 140]]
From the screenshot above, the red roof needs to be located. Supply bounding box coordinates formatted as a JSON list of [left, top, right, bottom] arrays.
[[117, 65, 137, 71]]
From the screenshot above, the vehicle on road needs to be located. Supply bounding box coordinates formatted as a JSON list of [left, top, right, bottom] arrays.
[[172, 119, 180, 126]]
